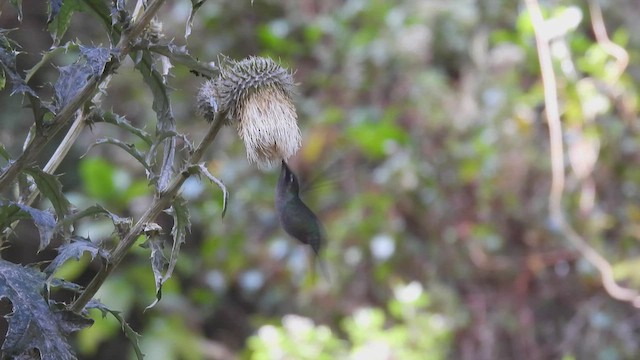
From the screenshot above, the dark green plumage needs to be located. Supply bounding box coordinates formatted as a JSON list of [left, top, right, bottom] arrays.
[[276, 160, 329, 280]]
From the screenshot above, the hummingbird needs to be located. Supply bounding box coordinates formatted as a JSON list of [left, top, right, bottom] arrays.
[[276, 160, 330, 280]]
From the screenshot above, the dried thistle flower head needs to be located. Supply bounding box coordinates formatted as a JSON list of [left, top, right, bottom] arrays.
[[196, 79, 219, 123], [197, 56, 301, 168]]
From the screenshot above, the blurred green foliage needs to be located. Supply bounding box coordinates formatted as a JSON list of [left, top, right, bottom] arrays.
[[3, 0, 640, 359]]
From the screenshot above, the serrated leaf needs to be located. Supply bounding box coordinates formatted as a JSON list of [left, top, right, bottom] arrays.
[[135, 50, 177, 191], [146, 42, 217, 78], [0, 201, 56, 251], [54, 67, 90, 111], [0, 259, 92, 359], [145, 197, 190, 310], [0, 33, 37, 97], [44, 237, 108, 277], [80, 46, 111, 77], [47, 0, 83, 44], [60, 204, 132, 239], [49, 278, 83, 293], [86, 299, 144, 360], [195, 163, 228, 218], [84, 138, 153, 173], [88, 108, 152, 145], [186, 0, 206, 40], [24, 167, 71, 220], [142, 235, 167, 311], [54, 46, 111, 111], [165, 196, 190, 281]]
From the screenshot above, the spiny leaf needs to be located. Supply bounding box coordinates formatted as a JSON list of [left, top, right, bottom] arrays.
[[24, 167, 71, 220], [0, 201, 56, 251], [60, 204, 132, 239], [0, 259, 92, 359], [79, 46, 111, 77], [135, 50, 177, 191], [86, 300, 144, 360], [194, 163, 229, 218], [84, 138, 153, 173], [54, 46, 111, 111], [186, 0, 206, 40], [142, 234, 167, 312], [144, 196, 190, 310], [146, 41, 217, 78], [88, 108, 152, 145], [0, 33, 37, 97], [165, 196, 190, 281], [44, 237, 108, 277]]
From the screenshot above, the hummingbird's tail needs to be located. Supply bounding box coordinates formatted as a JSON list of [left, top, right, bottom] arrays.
[[312, 251, 331, 283]]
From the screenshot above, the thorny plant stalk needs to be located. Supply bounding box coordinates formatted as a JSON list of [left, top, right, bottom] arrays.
[[25, 109, 87, 207], [71, 112, 227, 313], [0, 0, 167, 191], [526, 0, 640, 306]]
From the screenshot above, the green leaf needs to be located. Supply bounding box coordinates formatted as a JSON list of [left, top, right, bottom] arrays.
[[60, 204, 132, 239], [142, 234, 167, 311], [86, 299, 144, 360], [166, 196, 191, 281], [144, 196, 190, 310], [84, 138, 153, 173], [134, 50, 177, 191], [88, 108, 152, 145], [47, 0, 83, 45], [0, 259, 92, 359], [44, 237, 108, 277], [24, 167, 71, 220], [0, 201, 56, 251]]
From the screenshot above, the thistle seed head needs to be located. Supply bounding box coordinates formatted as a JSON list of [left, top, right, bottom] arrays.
[[204, 56, 301, 168], [236, 85, 301, 168]]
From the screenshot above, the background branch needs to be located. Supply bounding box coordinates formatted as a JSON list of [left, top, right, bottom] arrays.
[[526, 0, 640, 307]]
